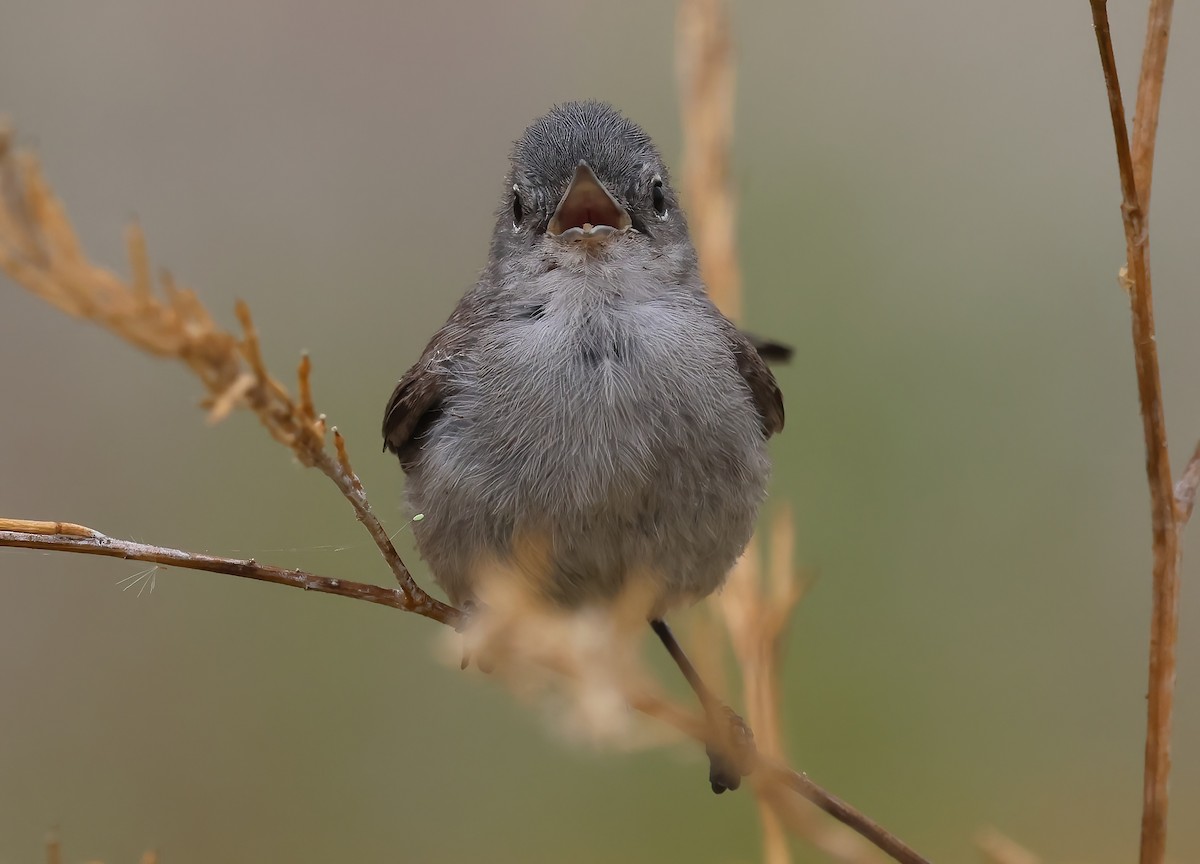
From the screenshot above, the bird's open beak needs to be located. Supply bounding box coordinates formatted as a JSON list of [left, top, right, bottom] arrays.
[[546, 161, 633, 240]]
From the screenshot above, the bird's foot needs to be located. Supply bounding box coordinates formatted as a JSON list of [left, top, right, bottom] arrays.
[[458, 599, 494, 672], [705, 704, 756, 794]]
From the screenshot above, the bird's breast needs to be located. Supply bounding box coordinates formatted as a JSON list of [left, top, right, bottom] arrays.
[[436, 278, 758, 517]]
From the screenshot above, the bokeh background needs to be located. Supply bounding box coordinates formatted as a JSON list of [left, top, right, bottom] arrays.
[[2, 2, 1199, 862]]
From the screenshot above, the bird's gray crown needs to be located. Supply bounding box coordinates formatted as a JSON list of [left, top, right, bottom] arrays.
[[510, 100, 663, 194]]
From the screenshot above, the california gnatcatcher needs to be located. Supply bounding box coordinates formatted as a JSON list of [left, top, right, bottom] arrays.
[[383, 101, 784, 792]]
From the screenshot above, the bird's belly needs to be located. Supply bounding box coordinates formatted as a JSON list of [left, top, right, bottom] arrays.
[[409, 307, 769, 607]]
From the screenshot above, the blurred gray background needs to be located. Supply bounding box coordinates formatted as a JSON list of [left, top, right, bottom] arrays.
[[2, 2, 1199, 862]]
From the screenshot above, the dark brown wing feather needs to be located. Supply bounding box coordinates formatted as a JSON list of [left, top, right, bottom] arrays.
[[381, 361, 444, 465], [729, 326, 785, 437], [742, 331, 794, 364], [381, 311, 474, 465]]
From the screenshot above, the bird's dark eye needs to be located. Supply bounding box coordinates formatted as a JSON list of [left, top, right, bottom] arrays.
[[651, 177, 667, 219], [511, 184, 524, 229]]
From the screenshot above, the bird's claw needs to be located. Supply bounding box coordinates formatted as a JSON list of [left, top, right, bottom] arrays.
[[458, 599, 497, 673], [705, 704, 756, 794]]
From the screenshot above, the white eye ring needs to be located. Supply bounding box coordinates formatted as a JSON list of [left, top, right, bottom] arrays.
[[651, 176, 668, 221], [511, 184, 523, 232]]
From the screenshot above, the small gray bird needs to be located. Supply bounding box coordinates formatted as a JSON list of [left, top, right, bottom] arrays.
[[383, 101, 783, 791]]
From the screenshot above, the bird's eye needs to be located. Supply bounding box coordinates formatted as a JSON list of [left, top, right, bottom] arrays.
[[651, 177, 667, 219], [511, 184, 524, 230]]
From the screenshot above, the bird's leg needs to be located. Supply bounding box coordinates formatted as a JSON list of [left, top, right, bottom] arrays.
[[458, 598, 495, 672], [650, 618, 756, 793]]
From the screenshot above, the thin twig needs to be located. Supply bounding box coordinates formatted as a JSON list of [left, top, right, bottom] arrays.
[[0, 135, 457, 629], [676, 0, 743, 320], [1, 518, 930, 864], [675, 1, 928, 861], [678, 4, 794, 861], [1130, 0, 1175, 212], [0, 517, 101, 538], [1087, 4, 1180, 864], [764, 764, 927, 864], [720, 515, 881, 864], [0, 525, 440, 618], [332, 428, 364, 493]]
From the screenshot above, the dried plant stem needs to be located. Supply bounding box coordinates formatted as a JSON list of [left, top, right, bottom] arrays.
[[675, 1, 930, 861], [0, 522, 430, 616], [240, 337, 457, 626], [1087, 3, 1181, 864], [719, 516, 878, 864], [0, 131, 457, 630], [676, 0, 743, 320], [764, 764, 924, 864], [1130, 0, 1174, 210], [2, 517, 926, 864]]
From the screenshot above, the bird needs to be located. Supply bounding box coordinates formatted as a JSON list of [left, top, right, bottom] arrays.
[[383, 100, 783, 792]]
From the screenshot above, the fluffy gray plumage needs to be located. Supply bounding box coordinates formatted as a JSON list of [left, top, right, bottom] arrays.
[[383, 101, 783, 613]]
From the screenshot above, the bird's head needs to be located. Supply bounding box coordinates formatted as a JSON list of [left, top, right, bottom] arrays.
[[492, 101, 690, 264]]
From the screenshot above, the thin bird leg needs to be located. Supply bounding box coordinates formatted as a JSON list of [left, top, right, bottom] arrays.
[[650, 618, 756, 793]]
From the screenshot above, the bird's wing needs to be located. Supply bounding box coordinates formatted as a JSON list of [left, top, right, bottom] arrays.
[[741, 331, 794, 365], [729, 324, 785, 438], [382, 319, 469, 465]]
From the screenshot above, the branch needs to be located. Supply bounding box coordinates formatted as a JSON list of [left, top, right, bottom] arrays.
[[1130, 0, 1175, 211], [1087, 4, 1180, 864], [764, 763, 928, 864], [3, 516, 931, 864], [720, 513, 891, 864], [676, 0, 743, 321], [0, 520, 419, 614], [720, 511, 807, 864], [675, 2, 929, 862], [0, 129, 459, 630]]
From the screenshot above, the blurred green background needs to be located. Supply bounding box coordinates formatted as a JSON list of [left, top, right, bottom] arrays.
[[2, 2, 1199, 862]]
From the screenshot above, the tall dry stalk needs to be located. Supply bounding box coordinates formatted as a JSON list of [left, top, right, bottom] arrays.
[[677, 3, 903, 863], [1087, 3, 1200, 863], [0, 128, 457, 628]]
